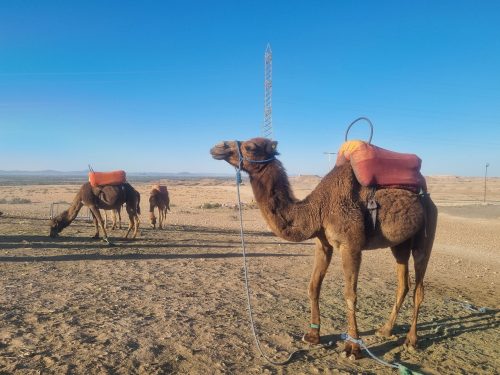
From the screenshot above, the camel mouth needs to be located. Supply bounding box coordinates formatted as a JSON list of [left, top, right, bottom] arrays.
[[210, 142, 233, 160]]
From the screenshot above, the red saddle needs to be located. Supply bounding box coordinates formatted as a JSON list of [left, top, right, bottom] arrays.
[[89, 170, 127, 187], [336, 142, 426, 191]]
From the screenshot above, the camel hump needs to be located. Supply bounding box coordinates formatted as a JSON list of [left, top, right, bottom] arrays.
[[336, 140, 366, 165], [336, 142, 425, 190], [89, 170, 127, 187], [152, 184, 168, 194]]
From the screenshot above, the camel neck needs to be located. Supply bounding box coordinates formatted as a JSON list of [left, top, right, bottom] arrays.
[[248, 161, 320, 242]]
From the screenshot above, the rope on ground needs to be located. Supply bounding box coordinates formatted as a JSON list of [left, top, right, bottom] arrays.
[[342, 334, 424, 375]]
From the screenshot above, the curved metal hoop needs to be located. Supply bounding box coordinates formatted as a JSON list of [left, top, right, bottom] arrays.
[[344, 117, 374, 144]]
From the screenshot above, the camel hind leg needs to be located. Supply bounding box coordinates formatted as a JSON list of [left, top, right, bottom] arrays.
[[160, 206, 167, 229], [377, 240, 412, 338], [125, 205, 139, 239], [158, 205, 163, 229], [406, 197, 438, 348]]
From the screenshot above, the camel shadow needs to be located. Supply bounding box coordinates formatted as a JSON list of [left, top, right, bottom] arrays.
[[0, 251, 308, 263], [0, 233, 312, 251], [0, 232, 309, 262], [410, 309, 499, 349], [162, 224, 277, 237], [315, 309, 499, 374]]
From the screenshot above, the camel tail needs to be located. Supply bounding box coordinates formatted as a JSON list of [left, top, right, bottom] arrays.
[[413, 193, 438, 263], [136, 192, 141, 215]]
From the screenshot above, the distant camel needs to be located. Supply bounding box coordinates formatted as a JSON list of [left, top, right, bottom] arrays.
[[211, 138, 437, 359], [104, 207, 122, 229], [149, 185, 170, 229], [49, 182, 141, 241]]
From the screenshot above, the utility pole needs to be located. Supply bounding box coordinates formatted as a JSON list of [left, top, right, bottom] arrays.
[[262, 43, 273, 139], [483, 162, 490, 202], [323, 152, 337, 171]]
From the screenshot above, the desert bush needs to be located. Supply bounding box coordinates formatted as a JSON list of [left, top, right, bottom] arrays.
[[200, 202, 222, 209], [9, 197, 32, 204]]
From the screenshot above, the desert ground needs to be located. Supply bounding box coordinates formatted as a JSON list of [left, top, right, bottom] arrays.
[[0, 175, 499, 374]]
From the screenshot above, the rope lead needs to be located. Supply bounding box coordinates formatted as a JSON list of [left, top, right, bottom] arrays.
[[342, 334, 424, 375]]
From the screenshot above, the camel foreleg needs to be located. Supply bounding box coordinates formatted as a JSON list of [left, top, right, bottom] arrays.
[[91, 211, 100, 239], [89, 206, 109, 242], [117, 207, 122, 229], [303, 236, 333, 345], [340, 244, 362, 360], [150, 209, 157, 229]]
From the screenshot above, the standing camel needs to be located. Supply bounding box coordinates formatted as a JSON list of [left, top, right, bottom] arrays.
[[49, 182, 141, 241], [149, 184, 170, 229], [211, 138, 437, 359]]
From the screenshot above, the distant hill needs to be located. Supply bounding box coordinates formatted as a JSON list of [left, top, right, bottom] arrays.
[[0, 170, 229, 177]]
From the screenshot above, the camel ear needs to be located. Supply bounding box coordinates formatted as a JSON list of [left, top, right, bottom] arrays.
[[267, 141, 278, 155]]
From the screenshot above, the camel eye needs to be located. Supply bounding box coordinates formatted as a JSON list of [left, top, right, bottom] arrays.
[[245, 144, 256, 152]]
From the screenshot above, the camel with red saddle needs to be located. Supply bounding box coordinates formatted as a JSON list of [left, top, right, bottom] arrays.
[[211, 137, 437, 360], [49, 170, 141, 241]]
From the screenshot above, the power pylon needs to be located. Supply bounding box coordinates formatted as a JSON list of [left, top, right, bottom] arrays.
[[262, 43, 273, 139]]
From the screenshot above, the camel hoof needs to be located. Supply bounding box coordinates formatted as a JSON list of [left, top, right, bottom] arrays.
[[342, 342, 362, 360], [103, 238, 115, 246], [403, 339, 418, 352], [376, 327, 396, 339], [302, 331, 321, 345]]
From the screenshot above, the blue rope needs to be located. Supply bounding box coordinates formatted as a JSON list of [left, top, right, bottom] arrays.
[[235, 140, 275, 171], [342, 334, 424, 375]]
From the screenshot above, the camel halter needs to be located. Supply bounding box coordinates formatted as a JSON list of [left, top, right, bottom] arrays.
[[235, 140, 276, 183]]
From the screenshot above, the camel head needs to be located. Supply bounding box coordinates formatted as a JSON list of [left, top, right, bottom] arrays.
[[150, 212, 157, 228], [48, 218, 61, 238], [210, 138, 279, 172]]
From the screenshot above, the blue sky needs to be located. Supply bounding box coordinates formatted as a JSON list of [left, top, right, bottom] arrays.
[[1, 1, 499, 176]]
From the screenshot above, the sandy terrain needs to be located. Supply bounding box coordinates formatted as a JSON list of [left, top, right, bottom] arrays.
[[0, 175, 499, 374]]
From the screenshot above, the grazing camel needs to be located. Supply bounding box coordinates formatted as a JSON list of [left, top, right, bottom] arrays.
[[149, 185, 170, 229], [210, 138, 437, 359], [49, 182, 141, 241]]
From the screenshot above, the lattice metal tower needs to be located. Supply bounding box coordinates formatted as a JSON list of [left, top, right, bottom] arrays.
[[262, 43, 273, 139]]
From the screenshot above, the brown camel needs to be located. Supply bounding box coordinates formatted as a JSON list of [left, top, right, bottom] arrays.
[[210, 138, 437, 359], [149, 185, 170, 229], [49, 182, 141, 241]]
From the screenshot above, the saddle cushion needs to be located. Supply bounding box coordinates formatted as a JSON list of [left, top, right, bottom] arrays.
[[89, 170, 127, 187], [336, 141, 426, 190]]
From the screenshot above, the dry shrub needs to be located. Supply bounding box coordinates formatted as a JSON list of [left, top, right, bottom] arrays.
[[200, 202, 222, 209]]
